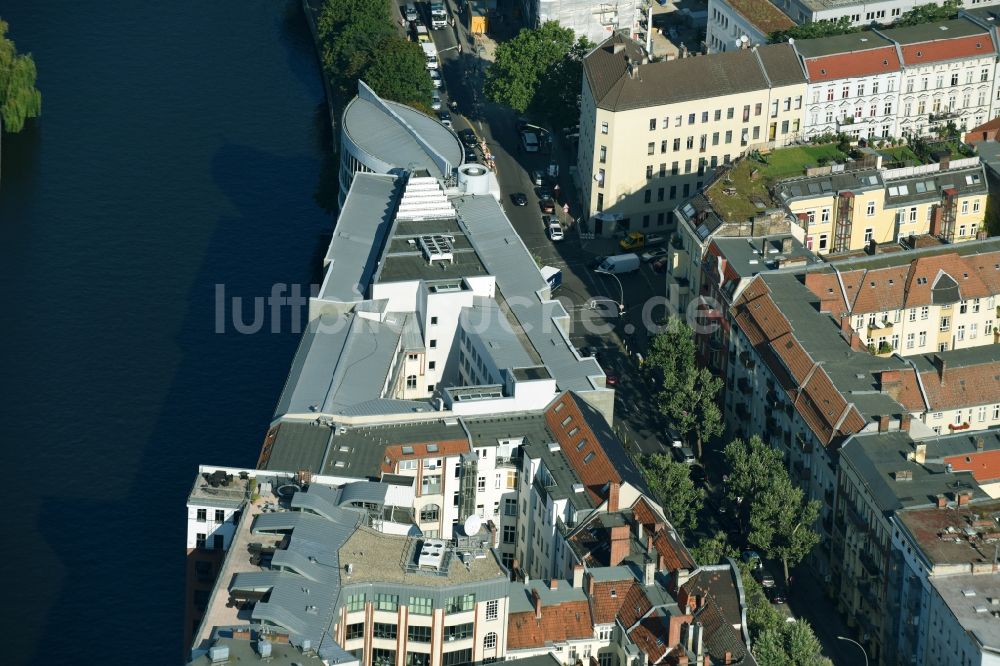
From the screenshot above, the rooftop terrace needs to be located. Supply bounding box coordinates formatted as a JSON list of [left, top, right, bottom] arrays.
[[898, 497, 1000, 567]]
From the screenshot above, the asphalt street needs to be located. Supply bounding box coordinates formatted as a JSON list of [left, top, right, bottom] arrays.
[[416, 5, 858, 664]]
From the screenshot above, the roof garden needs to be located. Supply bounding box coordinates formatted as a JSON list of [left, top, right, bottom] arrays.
[[705, 143, 847, 222]]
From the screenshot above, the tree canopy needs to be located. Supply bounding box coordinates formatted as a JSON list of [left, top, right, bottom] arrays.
[[0, 19, 42, 133], [724, 436, 821, 582], [896, 0, 961, 26], [645, 320, 723, 458], [485, 22, 590, 128], [642, 453, 703, 534], [364, 37, 434, 110], [690, 530, 738, 566], [769, 16, 858, 43]]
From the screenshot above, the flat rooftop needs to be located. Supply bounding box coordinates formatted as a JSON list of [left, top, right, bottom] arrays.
[[338, 526, 507, 586], [898, 498, 1000, 567], [929, 572, 1000, 651], [712, 235, 819, 278], [723, 0, 793, 34], [189, 472, 249, 509]]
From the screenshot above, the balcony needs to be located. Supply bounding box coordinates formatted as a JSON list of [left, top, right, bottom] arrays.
[[859, 550, 881, 577], [847, 502, 868, 531], [739, 351, 756, 370], [867, 319, 893, 336], [929, 110, 960, 123]]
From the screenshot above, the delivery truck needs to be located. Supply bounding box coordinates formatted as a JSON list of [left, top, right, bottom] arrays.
[[594, 253, 640, 274]]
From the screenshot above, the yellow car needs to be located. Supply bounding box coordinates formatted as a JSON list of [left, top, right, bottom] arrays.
[[619, 231, 645, 251]]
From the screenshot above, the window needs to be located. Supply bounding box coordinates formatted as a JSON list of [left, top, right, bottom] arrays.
[[196, 533, 206, 549], [599, 145, 606, 163], [446, 594, 475, 614], [657, 188, 664, 202], [660, 140, 667, 154], [884, 101, 892, 116], [346, 593, 365, 612], [597, 170, 605, 189], [920, 306, 929, 320], [684, 159, 691, 173], [408, 353, 418, 361], [196, 509, 206, 522], [444, 623, 474, 640], [940, 317, 951, 332], [442, 649, 472, 666], [864, 228, 873, 243], [214, 509, 225, 522], [919, 331, 927, 347], [346, 623, 365, 640], [669, 185, 676, 199], [910, 207, 918, 223], [818, 234, 829, 251], [601, 122, 608, 134], [406, 375, 417, 389], [596, 193, 603, 210], [486, 599, 499, 621], [428, 361, 436, 370], [715, 109, 722, 121], [484, 632, 498, 650], [724, 130, 733, 144], [686, 136, 694, 150], [891, 333, 899, 350], [906, 333, 915, 349], [971, 323, 979, 339], [908, 308, 916, 322], [409, 596, 433, 615], [422, 474, 441, 494], [420, 504, 440, 522], [673, 138, 681, 151], [683, 183, 690, 197], [646, 165, 653, 180], [408, 625, 432, 642], [974, 201, 981, 213], [429, 339, 437, 348], [957, 325, 966, 341], [649, 118, 656, 130], [407, 653, 430, 666], [374, 623, 398, 640], [647, 142, 654, 155], [376, 593, 399, 612], [727, 107, 734, 119], [951, 73, 959, 86], [960, 300, 968, 314]]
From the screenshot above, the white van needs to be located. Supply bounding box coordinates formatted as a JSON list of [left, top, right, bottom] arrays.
[[595, 253, 640, 274], [404, 2, 418, 22], [421, 42, 438, 69]]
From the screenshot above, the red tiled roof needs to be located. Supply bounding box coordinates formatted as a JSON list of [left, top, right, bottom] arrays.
[[900, 34, 994, 65], [628, 614, 670, 663], [919, 361, 1000, 412], [631, 496, 664, 531], [506, 601, 594, 649], [804, 47, 900, 81], [381, 438, 469, 474], [771, 332, 814, 386], [590, 579, 653, 626], [652, 527, 697, 573], [945, 449, 1000, 482], [879, 368, 926, 412], [545, 394, 622, 504]]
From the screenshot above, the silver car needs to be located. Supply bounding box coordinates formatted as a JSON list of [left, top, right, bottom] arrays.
[[430, 90, 442, 111]]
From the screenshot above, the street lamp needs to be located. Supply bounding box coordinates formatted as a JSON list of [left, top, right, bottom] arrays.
[[836, 636, 869, 666], [595, 269, 625, 316]]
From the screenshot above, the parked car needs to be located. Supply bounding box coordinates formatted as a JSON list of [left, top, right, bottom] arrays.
[[536, 185, 553, 200], [531, 169, 547, 186], [595, 254, 641, 275], [766, 586, 786, 604], [741, 550, 763, 568], [675, 446, 696, 465], [619, 231, 646, 251], [521, 131, 540, 152], [644, 233, 667, 246], [689, 465, 706, 484], [604, 369, 618, 386], [753, 568, 776, 588], [464, 146, 477, 162], [510, 192, 528, 206], [437, 110, 452, 127], [642, 247, 668, 262], [579, 346, 601, 363], [547, 219, 564, 241], [539, 197, 556, 214], [429, 69, 442, 88], [430, 90, 442, 111]]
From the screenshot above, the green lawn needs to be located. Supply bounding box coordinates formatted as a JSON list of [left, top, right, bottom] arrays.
[[706, 143, 846, 223], [879, 146, 920, 166]]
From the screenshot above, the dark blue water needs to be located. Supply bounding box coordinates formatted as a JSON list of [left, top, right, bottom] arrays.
[[0, 2, 331, 662]]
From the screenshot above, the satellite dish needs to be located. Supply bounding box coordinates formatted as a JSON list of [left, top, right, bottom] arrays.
[[741, 35, 749, 44], [788, 38, 795, 45], [463, 514, 482, 536]]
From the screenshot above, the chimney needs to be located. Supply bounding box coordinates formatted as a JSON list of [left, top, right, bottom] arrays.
[[675, 567, 692, 590], [677, 655, 689, 666], [914, 443, 927, 464], [573, 564, 584, 589], [901, 413, 912, 432], [610, 524, 631, 566], [781, 237, 794, 253], [635, 520, 644, 543], [977, 437, 985, 452], [694, 622, 704, 657], [532, 588, 542, 619], [658, 553, 668, 572], [647, 534, 654, 552], [586, 571, 595, 596], [936, 494, 947, 508], [668, 614, 693, 649], [612, 42, 625, 54], [549, 578, 559, 591], [958, 491, 971, 506], [677, 586, 691, 612], [878, 414, 891, 433], [934, 355, 947, 383], [607, 481, 620, 512], [644, 558, 656, 586]]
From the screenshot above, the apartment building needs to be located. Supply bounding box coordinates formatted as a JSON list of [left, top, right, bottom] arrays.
[[794, 31, 903, 140], [772, 158, 989, 254], [520, 0, 645, 47], [578, 35, 806, 236], [706, 0, 794, 53], [880, 18, 999, 139], [776, 0, 1000, 28]]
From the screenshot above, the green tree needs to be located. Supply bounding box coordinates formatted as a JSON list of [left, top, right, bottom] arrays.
[[528, 36, 592, 130], [748, 474, 822, 583], [646, 320, 722, 458], [317, 0, 394, 93], [895, 0, 961, 26], [753, 627, 791, 665], [0, 19, 42, 134], [690, 530, 738, 565], [783, 620, 829, 665], [723, 435, 785, 538], [364, 37, 433, 109], [642, 453, 703, 533], [984, 190, 1000, 237], [485, 21, 577, 114], [770, 16, 858, 43]]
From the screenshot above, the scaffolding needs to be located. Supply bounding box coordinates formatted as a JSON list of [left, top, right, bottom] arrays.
[[938, 188, 958, 243], [834, 191, 854, 253], [458, 452, 478, 522]]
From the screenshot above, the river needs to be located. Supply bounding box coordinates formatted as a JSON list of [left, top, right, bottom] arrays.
[[0, 2, 331, 662]]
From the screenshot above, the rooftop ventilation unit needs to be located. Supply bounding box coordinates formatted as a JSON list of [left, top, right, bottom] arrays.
[[209, 645, 230, 663], [418, 538, 447, 570], [419, 235, 454, 265]]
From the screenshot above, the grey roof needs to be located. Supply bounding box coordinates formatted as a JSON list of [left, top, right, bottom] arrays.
[[342, 85, 463, 180], [803, 235, 1000, 273], [711, 235, 820, 278], [337, 480, 393, 507], [320, 418, 470, 479], [273, 313, 432, 419], [977, 141, 1000, 177], [840, 430, 988, 515], [792, 31, 896, 59], [188, 633, 328, 666], [755, 43, 806, 87], [229, 503, 365, 658], [508, 578, 590, 613], [461, 296, 540, 370], [774, 167, 884, 204], [883, 165, 988, 207], [923, 427, 1000, 462], [319, 173, 400, 304], [880, 17, 991, 46], [263, 422, 333, 474], [188, 473, 250, 509], [909, 344, 1000, 374], [377, 218, 489, 283], [584, 34, 772, 111], [456, 195, 604, 393], [930, 573, 1000, 651]]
